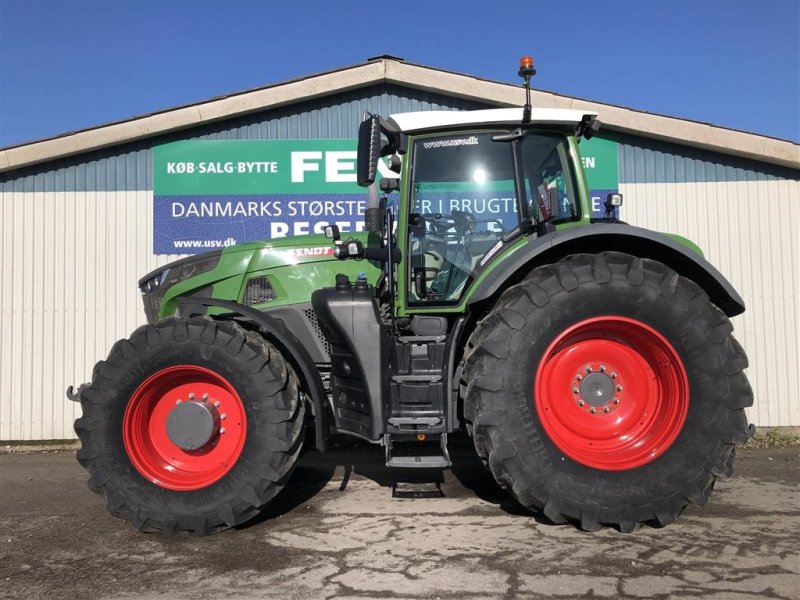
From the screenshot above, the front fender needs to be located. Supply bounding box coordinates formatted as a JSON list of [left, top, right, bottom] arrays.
[[468, 224, 745, 317], [177, 298, 330, 451]]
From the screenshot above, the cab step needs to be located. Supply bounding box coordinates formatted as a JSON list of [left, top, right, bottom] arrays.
[[383, 432, 452, 469], [387, 416, 442, 430], [392, 481, 445, 498]]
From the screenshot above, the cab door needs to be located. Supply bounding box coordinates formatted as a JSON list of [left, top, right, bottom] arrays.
[[399, 130, 581, 313]]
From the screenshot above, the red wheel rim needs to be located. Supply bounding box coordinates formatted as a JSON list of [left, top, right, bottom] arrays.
[[123, 365, 247, 491], [535, 316, 688, 471]]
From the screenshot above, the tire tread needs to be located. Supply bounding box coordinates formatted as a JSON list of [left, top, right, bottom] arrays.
[[74, 316, 305, 535], [462, 252, 754, 531]]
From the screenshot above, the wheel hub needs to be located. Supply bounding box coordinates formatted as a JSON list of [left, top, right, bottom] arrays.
[[579, 372, 614, 407], [572, 365, 623, 415], [166, 399, 220, 451]]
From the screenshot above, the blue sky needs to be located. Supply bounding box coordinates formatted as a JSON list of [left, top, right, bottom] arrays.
[[1, 0, 798, 147]]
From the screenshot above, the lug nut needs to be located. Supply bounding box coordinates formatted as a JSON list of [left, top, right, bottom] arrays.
[[578, 400, 585, 407], [613, 398, 620, 404], [176, 399, 182, 404], [220, 413, 227, 420], [616, 385, 623, 392], [585, 365, 592, 373], [589, 407, 596, 414], [572, 387, 579, 394], [610, 372, 618, 379], [576, 374, 583, 381], [219, 427, 226, 434], [202, 393, 209, 400], [604, 406, 610, 413], [600, 365, 606, 372], [214, 401, 221, 407], [188, 393, 195, 400]]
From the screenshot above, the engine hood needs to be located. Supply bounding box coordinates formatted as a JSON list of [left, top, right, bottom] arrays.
[[139, 231, 379, 321], [144, 231, 372, 283]]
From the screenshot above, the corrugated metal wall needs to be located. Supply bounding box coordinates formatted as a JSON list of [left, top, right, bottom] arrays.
[[0, 190, 153, 439], [0, 85, 489, 441], [1, 85, 798, 439], [1, 85, 487, 193], [617, 135, 800, 427]]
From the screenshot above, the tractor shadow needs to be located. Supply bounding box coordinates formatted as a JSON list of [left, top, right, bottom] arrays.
[[446, 433, 538, 518], [240, 431, 554, 529]]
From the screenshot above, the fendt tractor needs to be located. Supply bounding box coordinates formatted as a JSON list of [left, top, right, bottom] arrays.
[[70, 57, 754, 535]]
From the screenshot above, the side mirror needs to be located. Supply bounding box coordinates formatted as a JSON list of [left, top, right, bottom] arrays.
[[357, 115, 382, 187], [324, 224, 341, 241]]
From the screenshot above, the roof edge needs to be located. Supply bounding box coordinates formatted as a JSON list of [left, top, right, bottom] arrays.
[[2, 57, 798, 174], [384, 61, 800, 170], [0, 60, 386, 173]]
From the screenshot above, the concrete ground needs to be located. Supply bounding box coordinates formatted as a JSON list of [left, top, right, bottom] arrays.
[[0, 437, 798, 600]]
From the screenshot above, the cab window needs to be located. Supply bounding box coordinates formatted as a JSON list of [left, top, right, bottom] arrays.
[[520, 135, 579, 223]]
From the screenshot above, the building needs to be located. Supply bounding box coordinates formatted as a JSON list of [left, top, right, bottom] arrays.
[[1, 56, 798, 440]]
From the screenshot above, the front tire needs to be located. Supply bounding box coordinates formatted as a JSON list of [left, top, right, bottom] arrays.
[[462, 252, 754, 531], [74, 316, 305, 535]]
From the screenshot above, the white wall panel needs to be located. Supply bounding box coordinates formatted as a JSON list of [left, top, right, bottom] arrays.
[[621, 179, 800, 427], [0, 190, 184, 440], [1, 177, 798, 439]]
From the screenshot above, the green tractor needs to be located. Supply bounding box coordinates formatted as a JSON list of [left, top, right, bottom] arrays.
[[71, 58, 754, 534]]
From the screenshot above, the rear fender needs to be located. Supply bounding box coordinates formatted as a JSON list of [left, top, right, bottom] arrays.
[[468, 224, 745, 317]]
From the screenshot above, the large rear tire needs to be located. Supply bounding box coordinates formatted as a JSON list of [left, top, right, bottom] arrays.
[[462, 252, 754, 531], [74, 316, 305, 535]]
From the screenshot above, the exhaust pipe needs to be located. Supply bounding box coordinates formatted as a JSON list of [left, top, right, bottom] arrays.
[[364, 183, 385, 232]]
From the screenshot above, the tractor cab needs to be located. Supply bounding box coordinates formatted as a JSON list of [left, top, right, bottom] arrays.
[[335, 105, 603, 305], [311, 65, 605, 465]]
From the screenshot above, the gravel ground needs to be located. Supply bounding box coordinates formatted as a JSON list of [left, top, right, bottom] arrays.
[[0, 436, 798, 600]]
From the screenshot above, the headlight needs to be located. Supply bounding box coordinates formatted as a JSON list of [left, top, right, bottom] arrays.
[[138, 251, 223, 323], [139, 271, 168, 294]]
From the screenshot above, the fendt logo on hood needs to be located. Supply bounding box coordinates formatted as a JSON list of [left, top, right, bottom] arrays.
[[273, 246, 335, 260]]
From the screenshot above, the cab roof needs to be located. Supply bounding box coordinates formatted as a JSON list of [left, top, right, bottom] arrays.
[[387, 108, 598, 133]]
